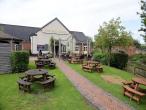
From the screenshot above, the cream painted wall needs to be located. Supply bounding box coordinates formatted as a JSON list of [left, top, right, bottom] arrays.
[[31, 18, 89, 55], [31, 19, 72, 54]]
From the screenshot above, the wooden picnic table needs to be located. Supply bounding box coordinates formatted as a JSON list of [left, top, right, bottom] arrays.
[[87, 61, 100, 64], [122, 76, 146, 103], [132, 77, 146, 89], [38, 59, 51, 62], [38, 59, 52, 65], [71, 57, 82, 64], [25, 69, 48, 81]]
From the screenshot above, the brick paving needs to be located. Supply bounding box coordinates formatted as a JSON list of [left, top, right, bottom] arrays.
[[55, 59, 134, 110]]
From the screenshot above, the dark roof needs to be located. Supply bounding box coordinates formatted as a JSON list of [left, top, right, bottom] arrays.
[[70, 31, 90, 44], [0, 31, 22, 41], [0, 18, 90, 43], [38, 17, 71, 34], [0, 24, 40, 41]]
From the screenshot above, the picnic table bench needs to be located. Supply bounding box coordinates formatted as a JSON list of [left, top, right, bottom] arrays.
[[35, 60, 44, 69], [17, 79, 32, 92], [123, 85, 145, 103], [82, 61, 103, 73], [17, 69, 56, 93], [39, 77, 56, 89], [82, 64, 94, 72], [48, 62, 56, 69]]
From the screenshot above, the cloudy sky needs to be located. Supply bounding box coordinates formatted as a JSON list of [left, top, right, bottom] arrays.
[[0, 0, 144, 43]]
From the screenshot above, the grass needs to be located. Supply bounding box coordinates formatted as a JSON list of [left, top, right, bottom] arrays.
[[67, 62, 146, 110], [0, 61, 94, 110]]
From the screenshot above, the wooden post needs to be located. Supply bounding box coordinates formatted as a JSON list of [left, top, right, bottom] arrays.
[[72, 36, 73, 54], [59, 39, 61, 61], [87, 39, 88, 56], [82, 42, 84, 55], [53, 40, 55, 58], [89, 40, 90, 55], [10, 40, 13, 52]]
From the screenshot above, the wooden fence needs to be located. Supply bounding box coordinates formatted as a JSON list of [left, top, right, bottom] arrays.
[[126, 61, 146, 77]]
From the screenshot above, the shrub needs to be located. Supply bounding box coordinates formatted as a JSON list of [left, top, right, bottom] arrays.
[[11, 51, 29, 73], [129, 54, 146, 64], [93, 52, 108, 65], [110, 52, 128, 69]]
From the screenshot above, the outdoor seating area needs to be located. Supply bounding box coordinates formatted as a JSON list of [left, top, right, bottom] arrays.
[[68, 54, 84, 64], [82, 61, 103, 73], [35, 58, 56, 69], [17, 69, 56, 92], [122, 76, 146, 103]]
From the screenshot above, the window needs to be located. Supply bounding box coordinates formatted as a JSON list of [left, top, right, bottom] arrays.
[[62, 46, 66, 52], [84, 46, 87, 51], [37, 44, 48, 51], [75, 46, 79, 51], [15, 44, 22, 51]]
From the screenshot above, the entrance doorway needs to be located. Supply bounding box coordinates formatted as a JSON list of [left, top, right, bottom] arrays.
[[55, 45, 59, 56]]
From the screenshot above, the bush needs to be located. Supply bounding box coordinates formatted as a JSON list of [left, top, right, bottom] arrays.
[[93, 52, 108, 65], [110, 52, 128, 69], [11, 51, 29, 73], [129, 54, 146, 64]]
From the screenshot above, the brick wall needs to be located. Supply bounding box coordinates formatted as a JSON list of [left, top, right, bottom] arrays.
[[22, 41, 31, 51], [112, 46, 136, 56]]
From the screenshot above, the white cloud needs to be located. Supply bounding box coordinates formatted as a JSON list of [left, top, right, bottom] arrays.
[[0, 0, 143, 43]]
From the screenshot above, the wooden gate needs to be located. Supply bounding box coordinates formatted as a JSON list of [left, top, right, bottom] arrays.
[[0, 43, 12, 73]]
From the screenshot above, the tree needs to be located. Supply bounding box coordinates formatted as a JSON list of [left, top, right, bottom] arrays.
[[95, 18, 133, 65], [138, 0, 146, 43], [133, 39, 141, 48]]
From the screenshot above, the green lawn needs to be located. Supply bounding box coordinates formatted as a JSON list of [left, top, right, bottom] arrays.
[[67, 62, 146, 110], [0, 62, 94, 110]]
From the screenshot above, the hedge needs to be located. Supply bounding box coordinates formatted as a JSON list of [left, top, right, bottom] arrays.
[[93, 52, 108, 65], [11, 51, 29, 73], [110, 52, 128, 69]]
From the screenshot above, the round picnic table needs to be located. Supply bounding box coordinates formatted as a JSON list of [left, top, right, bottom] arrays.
[[25, 69, 48, 81], [25, 69, 48, 75]]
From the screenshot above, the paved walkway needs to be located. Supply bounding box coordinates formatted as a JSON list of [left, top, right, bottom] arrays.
[[55, 59, 133, 110]]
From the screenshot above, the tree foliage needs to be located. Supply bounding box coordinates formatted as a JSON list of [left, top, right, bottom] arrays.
[[133, 39, 141, 48], [95, 18, 133, 65], [138, 0, 146, 43]]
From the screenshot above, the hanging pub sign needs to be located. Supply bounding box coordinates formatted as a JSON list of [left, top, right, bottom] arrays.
[[37, 44, 48, 51]]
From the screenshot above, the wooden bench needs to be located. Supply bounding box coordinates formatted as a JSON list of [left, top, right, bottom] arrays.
[[48, 62, 56, 69], [17, 80, 32, 92], [68, 58, 72, 63], [82, 64, 94, 72], [35, 60, 44, 69], [19, 75, 28, 81], [71, 59, 80, 64], [39, 78, 56, 89], [123, 85, 145, 103], [96, 66, 103, 73]]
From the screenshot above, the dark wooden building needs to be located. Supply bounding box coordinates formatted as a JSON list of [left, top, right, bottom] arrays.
[[0, 31, 22, 73], [0, 24, 39, 52]]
